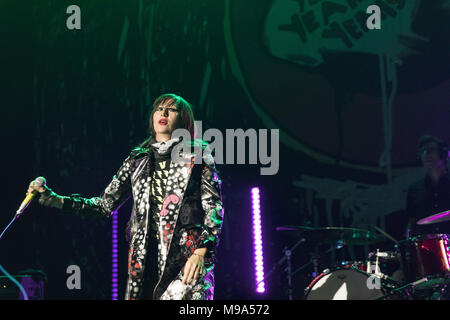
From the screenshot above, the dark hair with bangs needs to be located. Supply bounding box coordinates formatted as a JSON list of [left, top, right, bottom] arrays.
[[138, 93, 195, 148]]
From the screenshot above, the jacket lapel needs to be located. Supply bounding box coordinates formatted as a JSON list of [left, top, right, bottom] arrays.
[[126, 155, 153, 299], [126, 149, 196, 300], [158, 156, 194, 273]]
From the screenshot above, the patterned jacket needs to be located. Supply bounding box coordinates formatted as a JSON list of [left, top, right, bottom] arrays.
[[61, 143, 224, 300]]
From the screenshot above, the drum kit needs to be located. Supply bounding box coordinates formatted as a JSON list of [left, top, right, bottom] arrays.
[[275, 210, 450, 300]]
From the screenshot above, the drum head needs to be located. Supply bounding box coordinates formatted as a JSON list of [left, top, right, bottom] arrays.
[[305, 269, 384, 300]]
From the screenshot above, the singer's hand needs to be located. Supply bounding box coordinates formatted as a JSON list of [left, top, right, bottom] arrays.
[[182, 248, 207, 285], [26, 177, 64, 209]]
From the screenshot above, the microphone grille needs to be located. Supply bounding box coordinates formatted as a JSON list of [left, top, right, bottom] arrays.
[[34, 176, 47, 187]]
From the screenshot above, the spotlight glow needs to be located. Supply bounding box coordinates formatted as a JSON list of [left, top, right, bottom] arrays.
[[112, 211, 119, 300], [251, 187, 265, 294]]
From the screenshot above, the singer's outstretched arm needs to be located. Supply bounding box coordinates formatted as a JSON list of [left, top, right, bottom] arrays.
[[56, 153, 134, 218]]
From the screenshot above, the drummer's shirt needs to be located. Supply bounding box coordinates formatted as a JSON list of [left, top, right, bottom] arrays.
[[406, 171, 450, 235]]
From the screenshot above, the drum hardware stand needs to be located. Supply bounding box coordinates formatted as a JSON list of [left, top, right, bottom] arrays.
[[256, 237, 305, 299], [292, 240, 346, 279], [368, 249, 384, 277], [428, 273, 450, 300], [430, 283, 449, 300], [372, 277, 429, 300], [311, 253, 320, 279], [284, 247, 293, 300], [437, 280, 449, 300]]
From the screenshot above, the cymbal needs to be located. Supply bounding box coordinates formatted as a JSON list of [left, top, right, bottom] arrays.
[[276, 225, 383, 245], [417, 210, 450, 225]]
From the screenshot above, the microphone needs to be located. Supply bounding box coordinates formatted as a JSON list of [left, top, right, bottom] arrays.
[[16, 177, 46, 218]]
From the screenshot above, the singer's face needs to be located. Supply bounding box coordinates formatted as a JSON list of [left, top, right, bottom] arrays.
[[152, 101, 180, 138]]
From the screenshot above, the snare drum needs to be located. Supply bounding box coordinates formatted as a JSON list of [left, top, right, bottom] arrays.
[[402, 234, 450, 279], [339, 261, 367, 272], [304, 267, 397, 300]]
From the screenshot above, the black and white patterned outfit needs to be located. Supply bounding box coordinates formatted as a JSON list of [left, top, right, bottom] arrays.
[[142, 138, 172, 299], [60, 137, 224, 300], [149, 141, 171, 239]]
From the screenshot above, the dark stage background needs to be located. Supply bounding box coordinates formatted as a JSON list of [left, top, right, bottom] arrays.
[[1, 0, 450, 300]]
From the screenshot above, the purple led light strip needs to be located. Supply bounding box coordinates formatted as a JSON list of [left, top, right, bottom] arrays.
[[112, 211, 118, 300], [251, 187, 265, 293]]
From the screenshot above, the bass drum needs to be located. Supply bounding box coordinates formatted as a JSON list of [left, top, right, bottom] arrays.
[[304, 268, 395, 300]]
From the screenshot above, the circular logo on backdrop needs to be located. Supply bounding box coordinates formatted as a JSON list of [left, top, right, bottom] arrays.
[[225, 0, 450, 171]]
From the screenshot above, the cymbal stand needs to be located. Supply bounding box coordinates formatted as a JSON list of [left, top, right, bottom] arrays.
[[284, 246, 293, 300], [292, 241, 345, 278], [257, 237, 305, 299], [311, 253, 319, 279]]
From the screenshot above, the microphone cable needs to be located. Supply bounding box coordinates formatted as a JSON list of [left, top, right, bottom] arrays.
[[0, 214, 29, 300], [0, 264, 28, 300], [0, 215, 16, 241]]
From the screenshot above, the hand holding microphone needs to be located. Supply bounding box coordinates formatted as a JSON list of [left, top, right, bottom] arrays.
[[26, 176, 47, 194], [17, 177, 63, 218], [16, 177, 46, 218]]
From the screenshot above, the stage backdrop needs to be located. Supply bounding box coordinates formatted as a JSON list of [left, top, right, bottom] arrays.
[[1, 0, 450, 299]]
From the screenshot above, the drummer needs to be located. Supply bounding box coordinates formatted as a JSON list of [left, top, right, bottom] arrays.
[[405, 135, 450, 236]]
